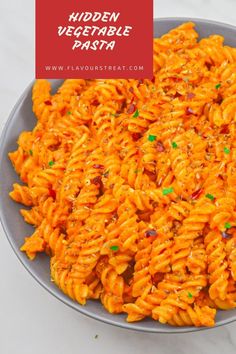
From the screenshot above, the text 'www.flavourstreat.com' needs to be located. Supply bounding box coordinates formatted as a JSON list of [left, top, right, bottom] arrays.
[[44, 65, 145, 71]]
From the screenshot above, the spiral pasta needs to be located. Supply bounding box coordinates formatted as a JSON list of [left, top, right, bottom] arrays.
[[9, 22, 236, 327]]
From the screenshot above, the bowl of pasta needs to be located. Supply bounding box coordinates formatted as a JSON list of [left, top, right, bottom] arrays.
[[1, 18, 236, 333]]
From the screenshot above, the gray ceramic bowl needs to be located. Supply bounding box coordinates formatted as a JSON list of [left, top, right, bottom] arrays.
[[1, 18, 236, 333]]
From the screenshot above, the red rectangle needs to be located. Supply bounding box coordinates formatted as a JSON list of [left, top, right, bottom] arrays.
[[36, 0, 153, 79]]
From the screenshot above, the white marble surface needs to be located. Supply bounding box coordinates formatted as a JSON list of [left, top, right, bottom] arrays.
[[1, 1, 236, 353]]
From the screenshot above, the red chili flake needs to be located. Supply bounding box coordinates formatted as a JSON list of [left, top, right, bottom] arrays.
[[191, 188, 203, 200], [152, 202, 158, 208], [91, 176, 103, 187], [151, 77, 155, 83], [156, 141, 165, 152], [131, 132, 142, 141], [173, 91, 182, 98], [187, 93, 195, 100], [129, 87, 134, 94], [86, 203, 94, 209], [215, 94, 223, 104], [127, 104, 136, 114], [205, 62, 212, 70], [93, 164, 104, 169], [91, 176, 104, 197], [49, 189, 56, 199], [138, 79, 144, 85], [44, 100, 52, 106], [92, 99, 99, 106], [144, 169, 156, 181], [145, 229, 158, 237], [60, 107, 67, 116], [130, 96, 135, 105], [152, 272, 164, 284], [186, 107, 195, 115], [171, 77, 182, 82], [220, 125, 229, 134]]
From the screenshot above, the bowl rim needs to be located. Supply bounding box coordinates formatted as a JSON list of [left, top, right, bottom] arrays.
[[1, 17, 236, 333], [155, 16, 236, 31]]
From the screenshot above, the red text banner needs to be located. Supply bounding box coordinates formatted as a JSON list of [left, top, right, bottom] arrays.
[[36, 0, 153, 79]]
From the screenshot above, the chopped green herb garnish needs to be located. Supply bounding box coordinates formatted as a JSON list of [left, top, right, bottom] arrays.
[[224, 147, 230, 154], [148, 135, 157, 142], [134, 169, 141, 174], [163, 187, 174, 196], [110, 245, 119, 252], [133, 109, 139, 118], [187, 292, 193, 299], [225, 222, 231, 229], [48, 161, 55, 167], [67, 111, 72, 115], [29, 150, 33, 156], [172, 142, 178, 149], [205, 193, 215, 201], [215, 83, 221, 89]]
